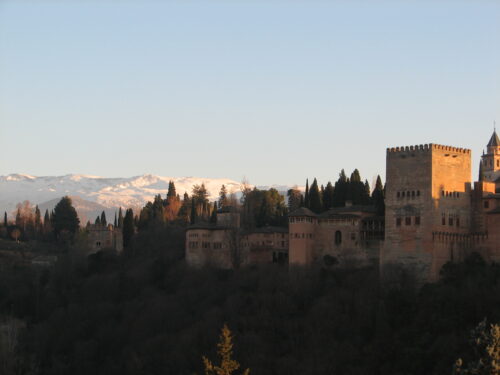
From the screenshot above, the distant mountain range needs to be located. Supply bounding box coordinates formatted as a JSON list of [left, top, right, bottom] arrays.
[[0, 174, 300, 224]]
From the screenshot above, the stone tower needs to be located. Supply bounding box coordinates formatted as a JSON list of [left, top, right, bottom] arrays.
[[480, 130, 500, 183], [382, 144, 472, 281]]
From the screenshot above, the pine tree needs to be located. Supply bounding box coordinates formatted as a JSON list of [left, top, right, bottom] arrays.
[[308, 178, 322, 213], [52, 196, 80, 239], [203, 324, 250, 375], [100, 211, 107, 226], [304, 179, 310, 208], [122, 209, 135, 248], [118, 207, 124, 228]]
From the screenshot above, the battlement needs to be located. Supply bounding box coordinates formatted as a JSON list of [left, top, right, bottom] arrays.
[[387, 143, 471, 154]]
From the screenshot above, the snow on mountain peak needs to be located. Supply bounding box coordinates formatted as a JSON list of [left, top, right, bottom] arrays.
[[0, 174, 245, 219]]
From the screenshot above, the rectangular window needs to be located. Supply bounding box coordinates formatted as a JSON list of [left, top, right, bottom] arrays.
[[484, 201, 490, 209], [415, 216, 420, 225], [456, 218, 460, 227], [405, 217, 411, 225], [396, 218, 401, 226], [449, 218, 453, 226], [442, 215, 446, 225]]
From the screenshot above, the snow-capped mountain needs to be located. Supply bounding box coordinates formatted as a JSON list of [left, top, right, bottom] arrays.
[[0, 174, 243, 221]]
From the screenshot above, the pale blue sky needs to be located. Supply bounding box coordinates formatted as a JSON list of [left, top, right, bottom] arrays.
[[1, 1, 499, 187]]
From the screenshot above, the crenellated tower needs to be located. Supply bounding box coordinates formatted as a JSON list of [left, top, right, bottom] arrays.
[[382, 144, 472, 281]]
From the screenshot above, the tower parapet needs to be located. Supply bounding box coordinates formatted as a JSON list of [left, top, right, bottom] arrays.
[[387, 143, 471, 154]]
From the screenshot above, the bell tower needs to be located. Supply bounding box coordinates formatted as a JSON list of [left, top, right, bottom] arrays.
[[480, 127, 500, 182]]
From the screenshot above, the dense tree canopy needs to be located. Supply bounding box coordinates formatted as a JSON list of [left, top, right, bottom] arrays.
[[52, 196, 80, 239]]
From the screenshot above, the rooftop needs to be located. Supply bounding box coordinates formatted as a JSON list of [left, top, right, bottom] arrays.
[[487, 130, 500, 147]]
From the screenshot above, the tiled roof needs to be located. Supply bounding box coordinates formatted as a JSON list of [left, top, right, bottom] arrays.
[[487, 130, 500, 147], [289, 207, 317, 217]]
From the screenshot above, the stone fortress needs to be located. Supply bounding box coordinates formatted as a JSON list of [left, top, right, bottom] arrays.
[[186, 130, 500, 281]]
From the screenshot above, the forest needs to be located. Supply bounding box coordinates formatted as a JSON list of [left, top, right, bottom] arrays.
[[0, 171, 498, 375]]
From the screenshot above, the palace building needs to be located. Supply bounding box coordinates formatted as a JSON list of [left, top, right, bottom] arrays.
[[186, 130, 500, 282]]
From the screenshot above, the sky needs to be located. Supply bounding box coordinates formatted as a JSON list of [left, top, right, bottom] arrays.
[[1, 1, 499, 187]]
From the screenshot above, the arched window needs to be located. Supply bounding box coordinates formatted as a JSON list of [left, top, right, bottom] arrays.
[[334, 231, 342, 245]]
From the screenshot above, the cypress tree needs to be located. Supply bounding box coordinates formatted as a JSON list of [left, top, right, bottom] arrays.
[[323, 182, 335, 211], [122, 208, 135, 248], [333, 169, 348, 207], [118, 207, 124, 228], [190, 197, 196, 225], [479, 161, 485, 181], [304, 179, 310, 208], [210, 202, 217, 223], [43, 209, 51, 234], [372, 175, 385, 216], [52, 196, 80, 238], [3, 212, 6, 227], [100, 211, 107, 226], [167, 181, 177, 198], [15, 208, 21, 227], [219, 185, 228, 208], [177, 193, 191, 223], [34, 205, 41, 227], [308, 178, 322, 213], [95, 216, 101, 225], [114, 212, 117, 227], [363, 180, 372, 205]]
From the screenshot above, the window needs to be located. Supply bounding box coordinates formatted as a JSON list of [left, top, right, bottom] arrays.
[[415, 216, 420, 225], [397, 192, 400, 198], [334, 231, 342, 245], [456, 218, 460, 227], [96, 241, 101, 247], [405, 217, 411, 225], [402, 192, 405, 197], [350, 233, 356, 240], [411, 191, 415, 197], [449, 217, 453, 226], [442, 214, 446, 225], [484, 201, 490, 209], [417, 190, 420, 196], [396, 218, 402, 226], [442, 190, 445, 197], [213, 242, 222, 249]]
